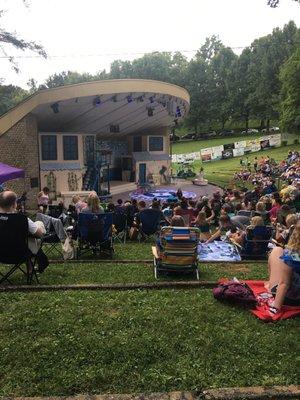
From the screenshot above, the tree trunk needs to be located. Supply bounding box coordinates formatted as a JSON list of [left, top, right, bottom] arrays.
[[260, 119, 265, 129], [221, 118, 227, 130], [266, 119, 270, 131], [245, 117, 249, 131]]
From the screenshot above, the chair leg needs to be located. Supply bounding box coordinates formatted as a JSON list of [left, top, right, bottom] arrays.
[[26, 260, 34, 284], [0, 264, 19, 285]]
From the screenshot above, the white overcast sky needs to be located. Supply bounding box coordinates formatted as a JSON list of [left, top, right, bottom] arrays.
[[1, 0, 299, 88]]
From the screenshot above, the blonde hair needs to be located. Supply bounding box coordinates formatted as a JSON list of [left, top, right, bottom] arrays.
[[196, 211, 206, 223], [72, 195, 80, 204], [285, 214, 297, 228], [286, 224, 300, 252], [251, 216, 264, 227], [256, 202, 265, 212], [87, 191, 101, 213]]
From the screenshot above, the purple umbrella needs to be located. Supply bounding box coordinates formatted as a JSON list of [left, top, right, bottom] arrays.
[[0, 163, 25, 184]]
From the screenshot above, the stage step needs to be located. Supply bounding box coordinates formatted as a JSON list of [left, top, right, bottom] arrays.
[[110, 182, 136, 195]]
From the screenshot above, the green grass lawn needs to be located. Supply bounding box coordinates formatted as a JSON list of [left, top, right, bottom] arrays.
[[0, 239, 299, 397], [0, 289, 298, 397], [173, 143, 300, 188]]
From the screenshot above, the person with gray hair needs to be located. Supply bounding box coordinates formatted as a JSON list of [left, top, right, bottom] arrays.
[[0, 190, 45, 254]]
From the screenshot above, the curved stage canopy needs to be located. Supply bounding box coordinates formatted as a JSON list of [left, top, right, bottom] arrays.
[[0, 79, 190, 136]]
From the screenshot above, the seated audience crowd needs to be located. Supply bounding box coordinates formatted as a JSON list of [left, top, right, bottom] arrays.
[[0, 151, 299, 311]]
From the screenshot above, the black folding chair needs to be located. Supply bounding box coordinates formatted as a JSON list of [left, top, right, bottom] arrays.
[[36, 213, 66, 259], [112, 212, 128, 244], [0, 213, 39, 284]]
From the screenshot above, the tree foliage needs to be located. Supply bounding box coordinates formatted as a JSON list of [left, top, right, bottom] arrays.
[[279, 46, 300, 133], [0, 20, 299, 133], [0, 3, 47, 73]]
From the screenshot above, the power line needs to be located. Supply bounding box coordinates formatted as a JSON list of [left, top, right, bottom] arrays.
[[0, 46, 250, 60]]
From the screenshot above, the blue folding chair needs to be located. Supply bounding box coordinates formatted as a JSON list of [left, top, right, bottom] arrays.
[[137, 208, 163, 242], [241, 225, 273, 259], [77, 213, 114, 258]]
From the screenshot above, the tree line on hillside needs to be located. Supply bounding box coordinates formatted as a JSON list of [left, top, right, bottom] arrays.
[[1, 21, 299, 133]]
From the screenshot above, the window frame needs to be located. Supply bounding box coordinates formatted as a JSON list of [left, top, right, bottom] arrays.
[[148, 136, 164, 152], [63, 135, 79, 161], [133, 136, 143, 152], [41, 135, 57, 161]]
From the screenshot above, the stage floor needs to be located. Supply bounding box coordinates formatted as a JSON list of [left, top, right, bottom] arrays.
[[111, 180, 222, 203]]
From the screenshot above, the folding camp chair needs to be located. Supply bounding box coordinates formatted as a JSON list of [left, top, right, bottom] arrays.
[[77, 212, 114, 258], [36, 213, 66, 259], [112, 212, 127, 244], [137, 208, 163, 242], [152, 226, 200, 280], [0, 213, 38, 284], [241, 225, 273, 259], [48, 205, 64, 219]]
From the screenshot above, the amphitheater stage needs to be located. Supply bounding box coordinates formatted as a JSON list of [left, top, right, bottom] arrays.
[[111, 180, 222, 203]]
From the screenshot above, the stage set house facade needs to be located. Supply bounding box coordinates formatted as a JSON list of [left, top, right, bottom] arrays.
[[0, 79, 189, 207]]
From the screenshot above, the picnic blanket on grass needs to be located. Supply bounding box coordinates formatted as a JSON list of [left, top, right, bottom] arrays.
[[198, 241, 241, 262], [218, 279, 300, 322]]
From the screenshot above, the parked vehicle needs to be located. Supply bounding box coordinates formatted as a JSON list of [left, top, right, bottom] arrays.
[[219, 130, 234, 137], [261, 126, 280, 133], [181, 132, 196, 140], [201, 131, 217, 139], [241, 129, 259, 135]]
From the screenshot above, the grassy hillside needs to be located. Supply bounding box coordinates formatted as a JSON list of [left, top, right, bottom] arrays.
[[173, 143, 300, 188]]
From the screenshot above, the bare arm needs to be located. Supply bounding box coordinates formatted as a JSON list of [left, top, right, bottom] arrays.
[[273, 265, 293, 310], [205, 228, 221, 243], [206, 209, 215, 222]]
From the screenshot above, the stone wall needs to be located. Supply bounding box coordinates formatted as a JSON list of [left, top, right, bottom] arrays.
[[0, 114, 39, 208]]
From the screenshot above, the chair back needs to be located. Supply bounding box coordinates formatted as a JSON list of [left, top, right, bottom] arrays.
[[237, 210, 252, 218], [159, 226, 200, 266], [139, 209, 162, 235], [0, 213, 29, 264], [48, 205, 63, 219], [112, 212, 127, 233], [78, 213, 113, 244], [243, 225, 273, 257]]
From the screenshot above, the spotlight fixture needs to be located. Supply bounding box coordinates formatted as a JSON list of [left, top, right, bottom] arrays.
[[93, 96, 101, 106], [267, 0, 279, 7], [51, 102, 59, 114], [110, 124, 120, 133], [148, 108, 154, 117], [176, 106, 182, 118], [126, 94, 133, 103]]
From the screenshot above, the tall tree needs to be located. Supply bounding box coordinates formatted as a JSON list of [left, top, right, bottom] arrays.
[[279, 47, 300, 133], [246, 21, 298, 128], [0, 84, 28, 114]]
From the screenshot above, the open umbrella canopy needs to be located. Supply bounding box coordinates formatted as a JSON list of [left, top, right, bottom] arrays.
[[0, 163, 25, 184]]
